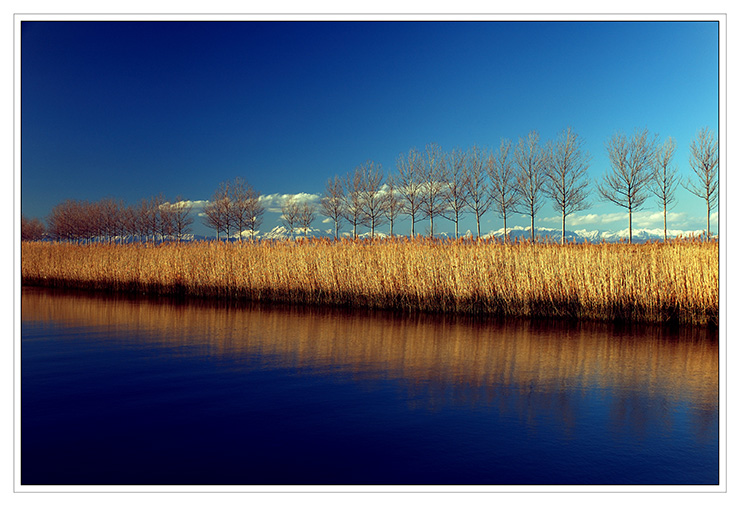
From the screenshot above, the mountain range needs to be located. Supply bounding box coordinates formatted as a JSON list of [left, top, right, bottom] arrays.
[[192, 225, 709, 243]]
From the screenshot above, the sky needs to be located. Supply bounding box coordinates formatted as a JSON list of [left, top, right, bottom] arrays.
[[20, 19, 720, 238]]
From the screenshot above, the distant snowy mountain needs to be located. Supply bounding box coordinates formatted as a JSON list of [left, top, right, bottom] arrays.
[[190, 225, 708, 243], [261, 226, 331, 240], [484, 225, 707, 243]]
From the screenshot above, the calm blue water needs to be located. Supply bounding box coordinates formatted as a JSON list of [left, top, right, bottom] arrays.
[[21, 287, 719, 485]]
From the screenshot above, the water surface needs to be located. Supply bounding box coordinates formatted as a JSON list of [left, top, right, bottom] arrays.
[[21, 287, 719, 485]]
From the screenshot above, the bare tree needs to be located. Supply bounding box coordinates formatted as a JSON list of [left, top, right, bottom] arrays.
[[683, 127, 718, 240], [544, 127, 591, 245], [203, 186, 228, 241], [230, 178, 249, 241], [143, 194, 166, 243], [46, 200, 71, 242], [84, 200, 103, 242], [230, 177, 263, 241], [47, 199, 99, 243], [121, 203, 142, 242], [169, 196, 194, 242], [217, 182, 235, 240], [342, 167, 367, 239], [597, 128, 657, 244], [383, 173, 403, 237], [244, 187, 264, 241], [487, 138, 518, 243], [320, 175, 344, 239], [419, 143, 447, 237], [75, 201, 94, 242], [98, 197, 124, 243], [21, 215, 45, 241], [514, 131, 548, 243], [140, 196, 153, 242], [465, 145, 492, 239], [280, 196, 301, 238], [157, 195, 177, 242], [396, 147, 424, 238], [158, 201, 173, 242], [441, 147, 470, 239], [297, 201, 316, 238], [359, 160, 387, 238], [649, 137, 680, 242]]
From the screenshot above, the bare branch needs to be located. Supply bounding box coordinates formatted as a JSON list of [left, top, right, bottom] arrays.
[[383, 173, 403, 237], [280, 196, 301, 238], [297, 201, 316, 237], [649, 137, 680, 241], [441, 147, 470, 238], [359, 160, 386, 238], [418, 143, 447, 237], [513, 131, 547, 242], [465, 144, 492, 239], [342, 167, 369, 238], [396, 147, 424, 237], [597, 128, 657, 243], [487, 138, 517, 242], [683, 127, 718, 239], [320, 175, 344, 239], [544, 127, 591, 244]]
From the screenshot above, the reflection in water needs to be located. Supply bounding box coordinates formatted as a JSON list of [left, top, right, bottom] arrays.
[[22, 287, 718, 436]]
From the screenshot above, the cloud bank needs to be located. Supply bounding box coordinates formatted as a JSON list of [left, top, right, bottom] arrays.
[[259, 192, 322, 213]]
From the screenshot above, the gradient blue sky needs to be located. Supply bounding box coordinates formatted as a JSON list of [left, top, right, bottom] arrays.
[[20, 20, 720, 237]]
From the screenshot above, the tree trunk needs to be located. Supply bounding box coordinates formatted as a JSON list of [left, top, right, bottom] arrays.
[[628, 208, 633, 245], [707, 200, 711, 241], [503, 213, 507, 244], [663, 201, 667, 242], [562, 212, 566, 246], [530, 214, 535, 243]]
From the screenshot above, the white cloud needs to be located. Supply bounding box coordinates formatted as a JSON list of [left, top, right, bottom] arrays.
[[259, 192, 321, 213], [159, 199, 208, 211], [632, 211, 689, 228]]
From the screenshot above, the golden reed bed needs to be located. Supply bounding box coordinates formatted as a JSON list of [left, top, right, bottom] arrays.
[[21, 238, 719, 325]]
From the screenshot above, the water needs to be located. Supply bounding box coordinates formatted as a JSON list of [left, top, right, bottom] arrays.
[[20, 287, 719, 486]]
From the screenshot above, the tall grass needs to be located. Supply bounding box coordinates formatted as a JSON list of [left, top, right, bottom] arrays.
[[21, 237, 719, 325]]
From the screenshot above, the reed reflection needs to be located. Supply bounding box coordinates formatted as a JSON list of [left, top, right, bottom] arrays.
[[22, 287, 718, 436]]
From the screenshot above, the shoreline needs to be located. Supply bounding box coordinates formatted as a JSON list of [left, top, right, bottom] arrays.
[[20, 283, 719, 331]]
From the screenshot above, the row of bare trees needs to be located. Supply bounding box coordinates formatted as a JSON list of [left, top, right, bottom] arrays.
[[44, 195, 194, 243], [34, 177, 264, 244], [25, 127, 718, 244], [317, 130, 589, 243], [598, 126, 718, 243], [316, 126, 717, 244]]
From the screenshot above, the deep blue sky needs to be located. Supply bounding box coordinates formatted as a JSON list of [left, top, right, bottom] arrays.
[[21, 20, 719, 237]]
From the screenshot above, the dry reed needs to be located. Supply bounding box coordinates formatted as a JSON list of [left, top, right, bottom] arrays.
[[21, 237, 719, 325]]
